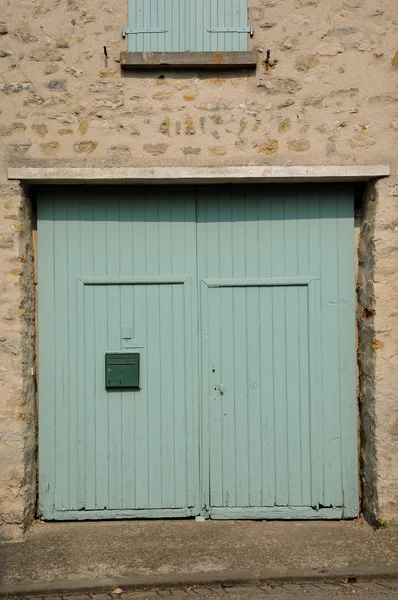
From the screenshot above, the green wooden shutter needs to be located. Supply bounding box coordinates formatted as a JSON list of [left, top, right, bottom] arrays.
[[125, 0, 250, 52]]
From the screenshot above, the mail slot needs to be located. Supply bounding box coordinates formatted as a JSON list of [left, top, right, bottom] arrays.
[[105, 353, 139, 388]]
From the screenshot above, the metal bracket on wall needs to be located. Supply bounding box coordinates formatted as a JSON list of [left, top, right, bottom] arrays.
[[122, 27, 168, 37], [208, 25, 254, 36]]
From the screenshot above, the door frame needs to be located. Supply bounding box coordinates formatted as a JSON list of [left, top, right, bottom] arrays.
[[10, 164, 390, 522]]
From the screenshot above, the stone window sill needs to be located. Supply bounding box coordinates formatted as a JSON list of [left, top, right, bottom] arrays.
[[120, 51, 257, 69]]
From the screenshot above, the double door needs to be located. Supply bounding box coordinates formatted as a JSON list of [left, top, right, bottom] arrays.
[[37, 185, 358, 520]]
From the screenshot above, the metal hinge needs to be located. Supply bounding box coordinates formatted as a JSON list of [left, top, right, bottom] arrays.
[[208, 25, 254, 36], [122, 27, 168, 37]]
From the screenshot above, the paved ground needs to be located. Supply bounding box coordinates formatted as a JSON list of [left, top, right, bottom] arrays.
[[3, 581, 398, 600], [1, 520, 398, 597], [2, 520, 398, 586]]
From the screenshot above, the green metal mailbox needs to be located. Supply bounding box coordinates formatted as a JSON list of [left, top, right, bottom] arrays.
[[105, 353, 140, 388]]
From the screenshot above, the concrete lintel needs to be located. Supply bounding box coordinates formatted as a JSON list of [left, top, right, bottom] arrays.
[[8, 165, 390, 185]]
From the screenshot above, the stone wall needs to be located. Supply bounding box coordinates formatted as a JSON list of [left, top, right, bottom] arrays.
[[0, 0, 397, 537]]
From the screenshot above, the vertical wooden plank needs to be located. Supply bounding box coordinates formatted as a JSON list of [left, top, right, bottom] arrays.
[[145, 194, 162, 507], [203, 194, 224, 507], [257, 195, 275, 506], [285, 285, 302, 505], [245, 285, 262, 506], [283, 195, 302, 506], [296, 191, 311, 506], [196, 192, 210, 512], [91, 194, 109, 511], [203, 0, 211, 52], [181, 189, 199, 510], [127, 0, 136, 52], [172, 284, 188, 506], [79, 198, 96, 510], [171, 191, 187, 507], [53, 199, 70, 512], [231, 194, 249, 506], [105, 195, 123, 510], [271, 195, 289, 506], [337, 190, 358, 516], [244, 193, 262, 506], [210, 0, 217, 51], [66, 198, 80, 511], [320, 192, 343, 508], [308, 190, 322, 508], [119, 194, 136, 509], [158, 195, 175, 507], [128, 191, 149, 508], [297, 283, 311, 506], [37, 191, 56, 518]]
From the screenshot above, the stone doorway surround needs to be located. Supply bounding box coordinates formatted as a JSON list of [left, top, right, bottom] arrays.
[[6, 163, 390, 538]]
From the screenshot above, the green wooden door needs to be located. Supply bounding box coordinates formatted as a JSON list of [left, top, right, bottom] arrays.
[[38, 187, 199, 519], [38, 184, 358, 520], [197, 186, 358, 519]]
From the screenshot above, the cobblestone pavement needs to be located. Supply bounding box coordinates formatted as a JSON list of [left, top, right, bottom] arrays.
[[5, 581, 398, 600]]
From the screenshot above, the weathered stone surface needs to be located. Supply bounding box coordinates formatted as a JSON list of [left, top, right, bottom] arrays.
[[44, 64, 59, 75], [89, 81, 123, 94], [325, 27, 359, 36], [349, 134, 376, 148], [65, 66, 82, 77], [16, 27, 37, 43], [1, 83, 33, 94], [93, 98, 124, 109], [31, 124, 48, 137], [73, 13, 96, 25], [160, 117, 171, 136], [283, 39, 294, 50], [78, 120, 89, 135], [329, 88, 359, 98], [108, 145, 132, 163], [143, 143, 168, 156], [46, 79, 67, 91], [74, 141, 98, 153], [129, 125, 140, 135], [317, 41, 344, 56], [0, 235, 14, 249], [0, 123, 26, 136], [277, 99, 295, 108], [30, 46, 62, 62], [288, 139, 311, 151], [258, 139, 279, 153], [182, 147, 201, 155], [40, 141, 60, 155], [302, 95, 324, 107], [295, 55, 319, 72], [257, 78, 301, 94], [210, 146, 227, 156], [183, 92, 199, 101], [195, 103, 231, 111], [55, 37, 70, 48], [185, 117, 196, 135], [7, 140, 32, 155], [278, 119, 291, 132]]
